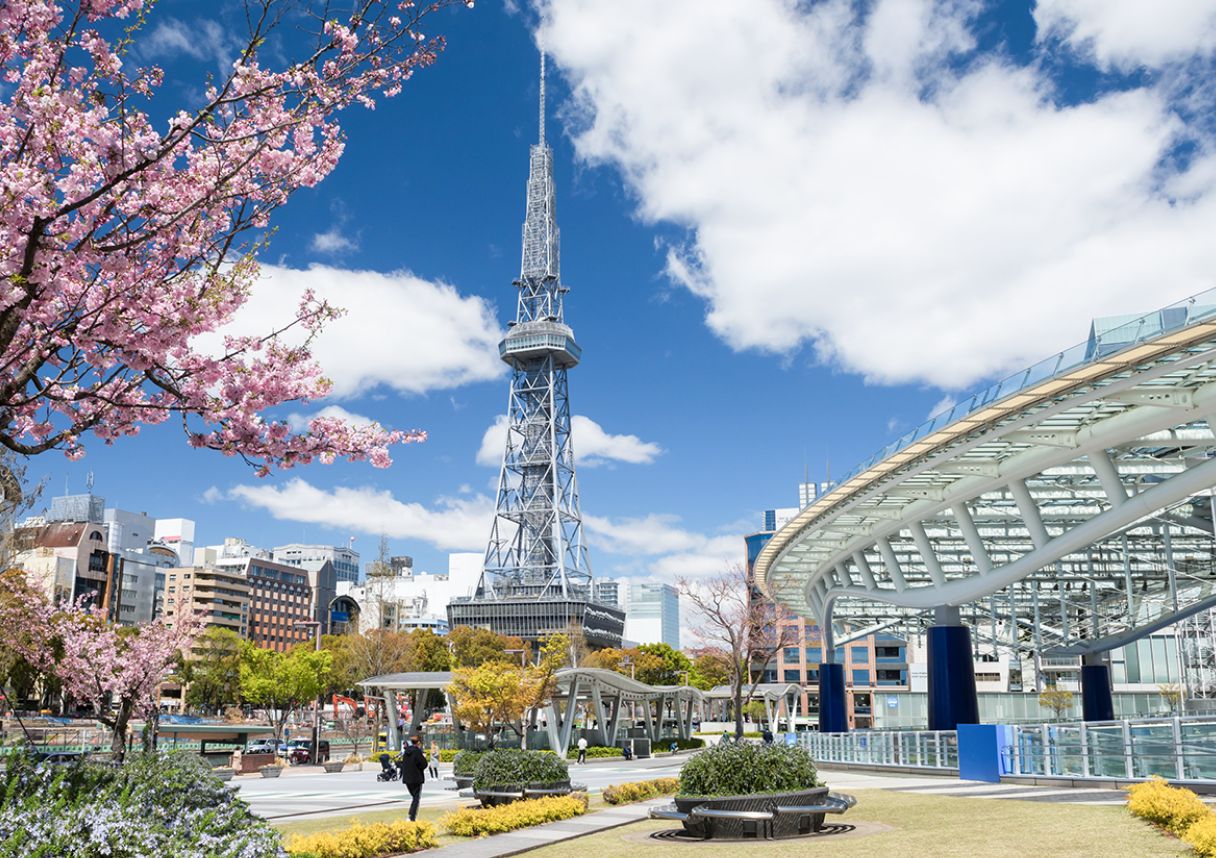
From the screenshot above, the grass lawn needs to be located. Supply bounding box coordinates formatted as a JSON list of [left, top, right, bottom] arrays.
[[524, 789, 1189, 858]]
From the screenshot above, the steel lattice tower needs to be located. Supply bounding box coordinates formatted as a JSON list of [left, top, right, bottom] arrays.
[[449, 52, 623, 647]]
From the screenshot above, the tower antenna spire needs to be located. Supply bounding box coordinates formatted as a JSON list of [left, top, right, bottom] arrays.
[[538, 47, 546, 147]]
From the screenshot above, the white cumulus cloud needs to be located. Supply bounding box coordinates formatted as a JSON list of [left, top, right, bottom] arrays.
[[200, 264, 503, 398], [538, 0, 1216, 390], [476, 414, 662, 468], [310, 228, 359, 254], [584, 513, 742, 579], [228, 478, 494, 552], [1034, 0, 1216, 69]]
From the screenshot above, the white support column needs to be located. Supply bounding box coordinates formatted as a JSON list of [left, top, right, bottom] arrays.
[[1089, 450, 1128, 507], [591, 685, 607, 742], [853, 551, 878, 589], [835, 563, 855, 588], [910, 521, 947, 586], [877, 537, 908, 592], [1009, 479, 1050, 548], [952, 502, 993, 574]]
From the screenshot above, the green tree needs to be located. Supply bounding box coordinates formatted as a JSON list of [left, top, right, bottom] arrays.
[[636, 643, 693, 686], [407, 629, 452, 673], [689, 649, 732, 690], [448, 663, 534, 749], [182, 627, 244, 713], [239, 644, 332, 745]]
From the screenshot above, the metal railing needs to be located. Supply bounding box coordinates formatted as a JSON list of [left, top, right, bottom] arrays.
[[799, 729, 958, 771], [1004, 716, 1216, 781]]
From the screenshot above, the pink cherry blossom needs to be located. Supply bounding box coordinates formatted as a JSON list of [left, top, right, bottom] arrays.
[[0, 0, 469, 472]]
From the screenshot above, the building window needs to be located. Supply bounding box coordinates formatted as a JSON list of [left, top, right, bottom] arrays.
[[805, 647, 822, 664], [783, 669, 801, 683], [850, 646, 869, 663], [783, 647, 799, 664], [850, 669, 870, 686]]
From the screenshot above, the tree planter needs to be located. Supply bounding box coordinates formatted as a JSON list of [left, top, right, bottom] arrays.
[[259, 766, 283, 778], [454, 775, 474, 790], [213, 767, 235, 782], [323, 761, 345, 773], [474, 780, 573, 807], [656, 787, 852, 840]]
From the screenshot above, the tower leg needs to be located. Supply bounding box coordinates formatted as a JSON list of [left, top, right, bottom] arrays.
[[1081, 653, 1115, 722], [928, 606, 980, 731], [818, 662, 848, 733]]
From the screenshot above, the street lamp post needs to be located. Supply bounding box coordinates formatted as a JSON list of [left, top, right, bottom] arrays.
[[294, 620, 323, 765]]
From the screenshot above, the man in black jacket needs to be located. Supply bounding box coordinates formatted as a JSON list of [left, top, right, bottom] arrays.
[[397, 734, 428, 821]]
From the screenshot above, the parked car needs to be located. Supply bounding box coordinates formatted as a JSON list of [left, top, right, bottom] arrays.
[[287, 740, 329, 765], [244, 740, 276, 755]]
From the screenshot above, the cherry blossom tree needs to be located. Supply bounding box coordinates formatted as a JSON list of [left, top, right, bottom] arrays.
[[679, 565, 794, 739], [0, 575, 205, 759], [0, 0, 472, 493]]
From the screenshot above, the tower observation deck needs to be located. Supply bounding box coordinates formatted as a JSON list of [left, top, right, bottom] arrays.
[[448, 52, 624, 648]]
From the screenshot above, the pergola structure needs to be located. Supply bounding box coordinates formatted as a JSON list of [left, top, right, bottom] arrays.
[[359, 667, 706, 757], [358, 671, 456, 752], [704, 683, 802, 730], [542, 668, 705, 756], [755, 291, 1216, 731]]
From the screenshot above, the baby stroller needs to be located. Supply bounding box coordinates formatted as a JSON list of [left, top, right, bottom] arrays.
[[376, 753, 398, 782]]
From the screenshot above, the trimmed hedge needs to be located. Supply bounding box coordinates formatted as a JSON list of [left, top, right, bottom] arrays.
[[1126, 777, 1212, 836], [1186, 815, 1216, 857], [453, 750, 486, 777], [439, 749, 460, 763], [566, 745, 622, 759], [441, 794, 588, 837], [285, 820, 437, 857], [670, 737, 705, 751], [678, 742, 820, 797], [473, 749, 569, 791], [603, 778, 680, 805]]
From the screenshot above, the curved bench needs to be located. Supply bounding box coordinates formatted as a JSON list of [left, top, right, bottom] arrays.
[[648, 787, 856, 840]]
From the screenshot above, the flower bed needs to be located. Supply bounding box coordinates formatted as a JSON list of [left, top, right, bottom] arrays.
[[284, 820, 436, 857], [0, 750, 282, 856], [603, 778, 680, 805], [441, 794, 587, 837]]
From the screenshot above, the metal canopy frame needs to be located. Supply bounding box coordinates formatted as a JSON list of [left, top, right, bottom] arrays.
[[756, 291, 1216, 670]]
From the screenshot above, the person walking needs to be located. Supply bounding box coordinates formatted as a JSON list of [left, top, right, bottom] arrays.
[[576, 735, 588, 764], [396, 734, 428, 822], [762, 727, 774, 745], [428, 743, 440, 780]]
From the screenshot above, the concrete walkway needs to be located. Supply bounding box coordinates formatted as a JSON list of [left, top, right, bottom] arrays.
[[421, 798, 670, 858]]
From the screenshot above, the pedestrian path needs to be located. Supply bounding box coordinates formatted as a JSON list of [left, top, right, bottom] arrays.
[[819, 769, 1133, 806], [421, 798, 668, 858]]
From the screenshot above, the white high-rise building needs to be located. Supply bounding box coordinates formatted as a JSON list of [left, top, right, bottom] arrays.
[[335, 552, 481, 634], [273, 543, 360, 585]]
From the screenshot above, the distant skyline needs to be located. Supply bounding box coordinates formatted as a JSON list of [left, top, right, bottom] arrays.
[[26, 1, 1216, 638]]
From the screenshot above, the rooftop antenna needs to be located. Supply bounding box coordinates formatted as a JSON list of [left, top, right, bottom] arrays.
[[86, 470, 94, 493], [538, 44, 546, 147]]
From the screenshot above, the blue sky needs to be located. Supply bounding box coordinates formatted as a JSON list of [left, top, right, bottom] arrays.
[[31, 1, 1216, 589]]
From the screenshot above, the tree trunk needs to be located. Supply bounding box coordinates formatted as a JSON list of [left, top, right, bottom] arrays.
[[733, 678, 745, 740], [110, 702, 133, 762]]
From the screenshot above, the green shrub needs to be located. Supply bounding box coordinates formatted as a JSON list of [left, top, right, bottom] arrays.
[[453, 750, 486, 777], [602, 778, 680, 805], [473, 748, 569, 790], [441, 795, 587, 837], [0, 750, 283, 856], [670, 737, 705, 751], [284, 820, 436, 857], [439, 748, 460, 763], [678, 742, 820, 797], [566, 745, 622, 759]]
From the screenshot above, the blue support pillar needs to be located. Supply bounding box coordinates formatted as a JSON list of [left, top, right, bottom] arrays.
[[928, 607, 980, 731], [1081, 654, 1114, 722], [818, 662, 847, 733]]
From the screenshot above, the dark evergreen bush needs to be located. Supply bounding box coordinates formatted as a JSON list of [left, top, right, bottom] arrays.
[[677, 742, 820, 797], [473, 748, 569, 790], [452, 750, 486, 777], [0, 750, 284, 857]]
